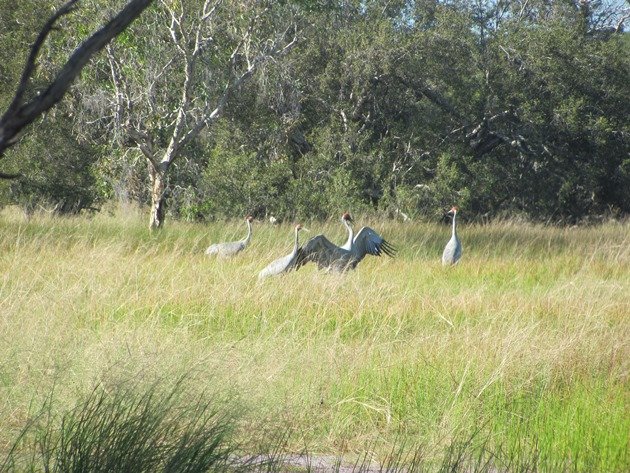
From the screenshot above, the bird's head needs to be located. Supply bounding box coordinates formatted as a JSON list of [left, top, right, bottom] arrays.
[[296, 223, 309, 232], [342, 212, 353, 223], [446, 206, 458, 216], [246, 215, 254, 222]]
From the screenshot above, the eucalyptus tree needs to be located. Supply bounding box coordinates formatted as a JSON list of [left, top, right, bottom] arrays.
[[379, 0, 630, 219], [93, 0, 297, 229], [462, 0, 630, 218]]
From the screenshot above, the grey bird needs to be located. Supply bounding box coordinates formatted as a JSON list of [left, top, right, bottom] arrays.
[[296, 212, 396, 272], [206, 215, 254, 257], [258, 224, 307, 279], [442, 206, 462, 265]]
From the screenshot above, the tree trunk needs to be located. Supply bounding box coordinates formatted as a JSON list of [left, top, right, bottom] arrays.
[[149, 164, 168, 230]]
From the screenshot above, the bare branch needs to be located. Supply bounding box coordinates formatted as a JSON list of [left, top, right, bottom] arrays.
[[201, 0, 222, 21], [0, 0, 154, 163], [127, 128, 157, 168], [106, 45, 127, 135], [0, 171, 22, 179], [6, 0, 80, 117], [399, 75, 466, 123], [193, 0, 222, 57], [614, 10, 630, 33], [166, 2, 187, 57], [175, 11, 298, 153]]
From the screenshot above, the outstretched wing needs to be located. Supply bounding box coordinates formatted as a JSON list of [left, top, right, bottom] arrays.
[[352, 226, 396, 263], [295, 234, 345, 270]]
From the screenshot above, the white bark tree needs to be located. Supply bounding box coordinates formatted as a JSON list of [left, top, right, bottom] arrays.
[[103, 0, 297, 229]]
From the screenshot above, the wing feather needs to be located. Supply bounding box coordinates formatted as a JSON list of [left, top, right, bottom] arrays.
[[352, 226, 397, 262], [295, 234, 344, 270]]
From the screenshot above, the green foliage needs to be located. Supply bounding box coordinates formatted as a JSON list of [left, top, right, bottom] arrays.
[[3, 115, 101, 214], [0, 0, 628, 222]]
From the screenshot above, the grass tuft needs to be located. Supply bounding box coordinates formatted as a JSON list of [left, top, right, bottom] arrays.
[[1, 378, 258, 472]]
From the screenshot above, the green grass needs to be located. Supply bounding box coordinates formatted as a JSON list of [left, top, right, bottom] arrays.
[[0, 207, 628, 471], [1, 378, 247, 472]]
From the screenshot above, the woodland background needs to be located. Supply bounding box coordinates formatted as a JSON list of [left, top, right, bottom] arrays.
[[1, 0, 629, 225]]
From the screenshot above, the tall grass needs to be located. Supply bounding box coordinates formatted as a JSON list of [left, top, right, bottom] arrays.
[[1, 378, 253, 472], [0, 207, 628, 471]]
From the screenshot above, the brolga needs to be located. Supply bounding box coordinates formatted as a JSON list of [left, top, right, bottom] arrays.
[[442, 206, 462, 265], [296, 212, 396, 272], [258, 224, 306, 279], [205, 215, 254, 257]]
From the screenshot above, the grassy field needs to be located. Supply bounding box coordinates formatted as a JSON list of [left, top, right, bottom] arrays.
[[0, 207, 628, 471]]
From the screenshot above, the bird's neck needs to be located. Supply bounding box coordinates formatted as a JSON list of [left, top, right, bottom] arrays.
[[451, 212, 458, 238], [292, 228, 300, 254], [244, 220, 252, 244], [343, 219, 354, 248]]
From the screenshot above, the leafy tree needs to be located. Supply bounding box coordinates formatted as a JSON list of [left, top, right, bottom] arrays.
[[2, 0, 628, 222], [6, 118, 100, 214], [84, 0, 298, 229]]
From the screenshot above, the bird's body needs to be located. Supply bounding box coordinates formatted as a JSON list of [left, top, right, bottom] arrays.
[[296, 213, 395, 272], [442, 206, 462, 265], [258, 224, 305, 279], [206, 216, 253, 257]]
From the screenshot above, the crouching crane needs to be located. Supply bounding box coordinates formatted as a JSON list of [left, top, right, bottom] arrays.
[[258, 224, 306, 279], [296, 213, 396, 272], [206, 215, 254, 257], [442, 206, 462, 265]]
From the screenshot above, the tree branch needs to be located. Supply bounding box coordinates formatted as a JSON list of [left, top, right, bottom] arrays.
[[177, 19, 298, 152], [127, 128, 157, 169], [0, 0, 153, 163], [614, 10, 630, 33], [6, 0, 80, 118]]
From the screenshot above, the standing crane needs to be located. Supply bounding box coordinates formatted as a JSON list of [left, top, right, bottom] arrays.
[[296, 213, 396, 272], [206, 215, 254, 257], [442, 206, 462, 265], [258, 224, 306, 279]]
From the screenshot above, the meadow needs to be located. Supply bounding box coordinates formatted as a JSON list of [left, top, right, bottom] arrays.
[[0, 207, 628, 471]]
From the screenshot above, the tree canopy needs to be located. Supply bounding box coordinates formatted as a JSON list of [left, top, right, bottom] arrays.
[[1, 0, 628, 223]]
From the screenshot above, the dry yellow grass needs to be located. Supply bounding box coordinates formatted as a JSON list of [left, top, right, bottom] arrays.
[[0, 207, 628, 470]]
